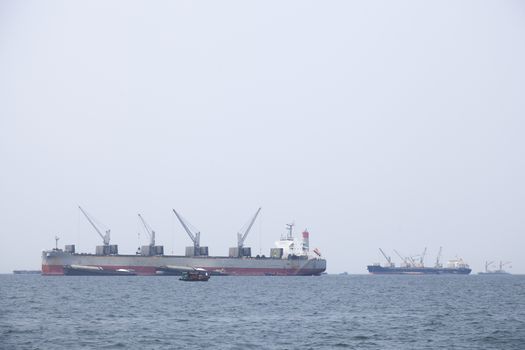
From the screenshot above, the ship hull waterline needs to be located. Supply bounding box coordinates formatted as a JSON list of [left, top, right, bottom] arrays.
[[367, 265, 472, 275], [63, 265, 137, 276], [42, 251, 327, 276]]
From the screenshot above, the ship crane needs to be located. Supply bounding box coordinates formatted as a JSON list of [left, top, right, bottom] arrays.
[[237, 207, 261, 253], [485, 261, 494, 272], [79, 206, 110, 245], [394, 250, 411, 267], [379, 248, 393, 266], [499, 261, 511, 271], [172, 209, 201, 254], [138, 214, 155, 247], [419, 247, 427, 266], [435, 247, 443, 267]]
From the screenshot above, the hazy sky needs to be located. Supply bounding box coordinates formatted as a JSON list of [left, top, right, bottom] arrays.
[[1, 1, 524, 273]]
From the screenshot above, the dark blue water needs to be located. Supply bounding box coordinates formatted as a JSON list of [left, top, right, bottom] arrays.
[[1, 275, 524, 349]]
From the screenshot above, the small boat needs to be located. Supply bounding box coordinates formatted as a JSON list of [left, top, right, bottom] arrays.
[[63, 265, 137, 276], [179, 268, 210, 282]]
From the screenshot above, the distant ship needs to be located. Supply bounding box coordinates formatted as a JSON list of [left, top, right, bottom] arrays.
[[13, 270, 41, 275], [478, 261, 511, 275], [41, 207, 326, 276], [367, 247, 472, 275]]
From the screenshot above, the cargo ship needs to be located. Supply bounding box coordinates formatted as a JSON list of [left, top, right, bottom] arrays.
[[13, 270, 41, 275], [367, 247, 471, 275], [41, 207, 326, 276], [478, 261, 511, 275]]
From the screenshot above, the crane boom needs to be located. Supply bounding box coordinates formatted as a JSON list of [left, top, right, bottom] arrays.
[[394, 249, 410, 266], [138, 214, 155, 247], [172, 209, 200, 248], [237, 207, 262, 248], [393, 249, 405, 261], [435, 247, 442, 267], [420, 247, 427, 265], [378, 248, 391, 264], [78, 206, 110, 245]]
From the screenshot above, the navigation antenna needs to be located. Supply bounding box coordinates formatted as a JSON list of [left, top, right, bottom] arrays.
[[55, 235, 60, 250]]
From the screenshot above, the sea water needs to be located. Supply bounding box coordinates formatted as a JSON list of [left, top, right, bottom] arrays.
[[1, 274, 524, 349]]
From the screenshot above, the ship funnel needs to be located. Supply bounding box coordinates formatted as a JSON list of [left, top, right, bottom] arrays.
[[302, 229, 309, 254]]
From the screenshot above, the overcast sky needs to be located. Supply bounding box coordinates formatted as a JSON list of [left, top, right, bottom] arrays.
[[1, 1, 524, 274]]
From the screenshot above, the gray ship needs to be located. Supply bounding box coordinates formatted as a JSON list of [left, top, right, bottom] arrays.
[[478, 261, 512, 275], [42, 207, 326, 276]]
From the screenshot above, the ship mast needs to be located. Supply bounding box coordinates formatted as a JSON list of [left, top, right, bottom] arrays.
[[499, 261, 511, 271], [285, 222, 294, 240], [419, 247, 427, 266], [435, 247, 442, 267]]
